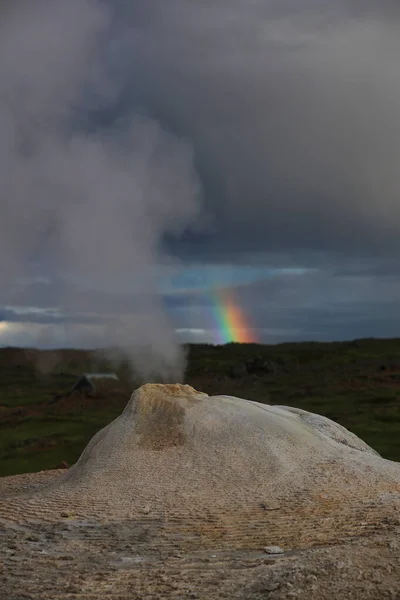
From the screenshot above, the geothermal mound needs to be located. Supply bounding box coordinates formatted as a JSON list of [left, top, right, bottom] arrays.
[[2, 383, 400, 599]]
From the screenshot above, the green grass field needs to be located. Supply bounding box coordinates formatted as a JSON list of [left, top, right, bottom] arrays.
[[1, 339, 400, 476]]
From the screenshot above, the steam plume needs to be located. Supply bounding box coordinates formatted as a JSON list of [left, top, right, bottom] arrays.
[[0, 1, 203, 380]]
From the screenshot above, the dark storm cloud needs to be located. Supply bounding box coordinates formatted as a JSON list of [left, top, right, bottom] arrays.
[[2, 1, 400, 350], [234, 266, 400, 342], [110, 0, 400, 261]]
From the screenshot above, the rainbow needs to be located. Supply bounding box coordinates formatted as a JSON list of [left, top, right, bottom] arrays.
[[212, 289, 257, 344]]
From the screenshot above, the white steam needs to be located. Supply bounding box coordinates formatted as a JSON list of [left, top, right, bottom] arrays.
[[0, 1, 203, 380]]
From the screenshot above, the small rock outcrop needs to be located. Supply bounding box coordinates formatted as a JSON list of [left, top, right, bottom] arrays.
[[4, 383, 397, 535]]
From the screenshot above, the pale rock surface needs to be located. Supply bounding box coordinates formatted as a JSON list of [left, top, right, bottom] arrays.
[[1, 383, 400, 599]]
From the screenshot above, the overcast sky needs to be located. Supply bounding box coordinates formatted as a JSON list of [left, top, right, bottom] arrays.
[[1, 1, 400, 369]]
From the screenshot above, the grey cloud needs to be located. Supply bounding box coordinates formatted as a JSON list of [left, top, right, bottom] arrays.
[[0, 322, 108, 350], [0, 306, 109, 326], [236, 268, 400, 342], [166, 266, 400, 343], [3, 0, 400, 354], [236, 269, 400, 312], [112, 0, 400, 262]]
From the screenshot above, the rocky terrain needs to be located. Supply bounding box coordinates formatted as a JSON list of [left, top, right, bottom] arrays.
[[1, 383, 400, 599]]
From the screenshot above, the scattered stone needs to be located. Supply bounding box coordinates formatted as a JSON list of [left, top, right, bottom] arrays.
[[142, 506, 151, 515], [260, 580, 281, 592], [264, 546, 284, 555], [56, 461, 69, 469], [260, 502, 280, 511]]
